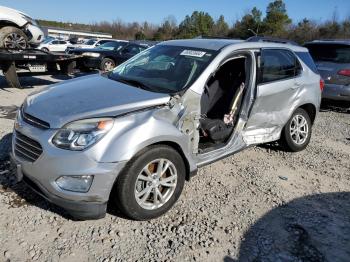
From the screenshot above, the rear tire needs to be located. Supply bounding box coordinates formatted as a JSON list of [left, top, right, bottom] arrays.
[[112, 145, 186, 220], [41, 47, 49, 52], [279, 108, 312, 152], [100, 58, 115, 72], [0, 26, 28, 49]]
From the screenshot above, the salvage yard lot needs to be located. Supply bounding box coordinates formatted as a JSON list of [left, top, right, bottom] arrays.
[[0, 73, 350, 261]]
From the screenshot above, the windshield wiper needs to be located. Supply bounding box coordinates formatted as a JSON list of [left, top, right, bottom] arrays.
[[113, 77, 152, 91]]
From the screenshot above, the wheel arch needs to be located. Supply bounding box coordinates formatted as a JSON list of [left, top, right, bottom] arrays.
[[108, 139, 194, 205], [150, 141, 194, 181], [298, 103, 317, 125], [103, 56, 116, 63], [0, 20, 21, 29], [120, 140, 195, 182]]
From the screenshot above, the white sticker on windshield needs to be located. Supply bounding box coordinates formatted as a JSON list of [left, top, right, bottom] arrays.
[[180, 50, 206, 57]]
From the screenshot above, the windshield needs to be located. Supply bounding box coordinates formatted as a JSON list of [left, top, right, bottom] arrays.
[[306, 44, 350, 63], [85, 39, 97, 45], [98, 41, 126, 51], [109, 45, 216, 94]]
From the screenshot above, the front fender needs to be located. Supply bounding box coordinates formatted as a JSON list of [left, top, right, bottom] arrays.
[[0, 18, 27, 28], [97, 108, 196, 170]]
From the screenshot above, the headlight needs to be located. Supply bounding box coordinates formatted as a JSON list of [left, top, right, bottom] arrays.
[[56, 175, 94, 192], [82, 52, 100, 58], [52, 118, 114, 150]]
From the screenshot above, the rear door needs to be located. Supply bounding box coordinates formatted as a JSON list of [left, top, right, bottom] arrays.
[[117, 45, 143, 63], [243, 48, 303, 144], [49, 40, 60, 51], [123, 45, 144, 60], [57, 41, 68, 52]]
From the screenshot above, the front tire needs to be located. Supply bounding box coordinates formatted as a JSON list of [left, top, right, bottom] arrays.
[[100, 58, 116, 72], [112, 145, 186, 220], [0, 26, 28, 49], [280, 108, 312, 152]]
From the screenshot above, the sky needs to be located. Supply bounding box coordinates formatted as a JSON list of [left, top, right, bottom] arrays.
[[1, 0, 350, 25]]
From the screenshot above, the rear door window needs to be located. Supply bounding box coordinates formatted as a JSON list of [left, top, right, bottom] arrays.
[[305, 43, 350, 63], [122, 45, 140, 55], [260, 49, 301, 84], [98, 40, 110, 45]]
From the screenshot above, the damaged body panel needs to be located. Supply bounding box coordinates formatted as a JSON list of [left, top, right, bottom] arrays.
[[11, 38, 321, 220]]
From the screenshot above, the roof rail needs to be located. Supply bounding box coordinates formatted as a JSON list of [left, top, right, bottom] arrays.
[[246, 36, 299, 46], [195, 36, 241, 40]]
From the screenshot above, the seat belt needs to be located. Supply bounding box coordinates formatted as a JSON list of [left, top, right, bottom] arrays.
[[224, 82, 245, 125]]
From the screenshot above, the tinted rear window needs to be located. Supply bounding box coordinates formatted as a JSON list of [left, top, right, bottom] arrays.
[[260, 49, 301, 84], [305, 44, 350, 63]]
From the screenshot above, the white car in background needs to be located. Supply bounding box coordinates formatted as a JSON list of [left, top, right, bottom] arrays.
[[0, 5, 44, 48], [38, 39, 72, 52]]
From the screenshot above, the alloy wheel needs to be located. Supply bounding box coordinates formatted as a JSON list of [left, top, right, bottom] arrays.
[[103, 61, 115, 71], [4, 33, 27, 49], [135, 158, 177, 210], [290, 114, 309, 145]]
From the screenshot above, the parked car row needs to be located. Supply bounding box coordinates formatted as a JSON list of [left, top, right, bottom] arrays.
[[69, 41, 153, 71], [71, 38, 128, 50]]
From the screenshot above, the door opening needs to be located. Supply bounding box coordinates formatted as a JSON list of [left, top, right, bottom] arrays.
[[199, 56, 247, 152]]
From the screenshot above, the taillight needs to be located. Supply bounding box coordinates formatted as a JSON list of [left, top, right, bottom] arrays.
[[320, 79, 325, 92], [338, 69, 350, 77]]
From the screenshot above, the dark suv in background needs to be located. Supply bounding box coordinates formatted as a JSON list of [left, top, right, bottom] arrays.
[[70, 41, 154, 71], [305, 40, 350, 104]]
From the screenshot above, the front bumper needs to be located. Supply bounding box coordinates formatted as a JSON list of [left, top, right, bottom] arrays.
[[11, 118, 127, 220], [322, 83, 350, 102], [12, 158, 107, 220]]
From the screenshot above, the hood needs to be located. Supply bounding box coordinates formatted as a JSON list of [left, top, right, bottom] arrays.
[[0, 6, 32, 27], [0, 6, 30, 17], [24, 74, 170, 128]]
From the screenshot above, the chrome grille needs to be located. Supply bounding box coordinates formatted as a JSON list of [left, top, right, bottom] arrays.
[[22, 109, 50, 129], [14, 131, 43, 162]]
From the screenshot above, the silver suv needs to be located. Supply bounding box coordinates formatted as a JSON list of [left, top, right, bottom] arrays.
[[11, 38, 322, 220]]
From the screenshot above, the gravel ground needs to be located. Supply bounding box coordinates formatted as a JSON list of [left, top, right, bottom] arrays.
[[0, 73, 349, 262]]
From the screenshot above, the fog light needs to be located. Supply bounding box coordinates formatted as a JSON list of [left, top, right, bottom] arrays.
[[56, 175, 94, 193]]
